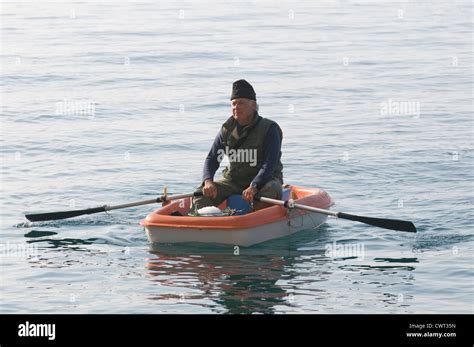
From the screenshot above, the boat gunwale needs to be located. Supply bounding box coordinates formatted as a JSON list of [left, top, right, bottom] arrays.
[[140, 186, 332, 230]]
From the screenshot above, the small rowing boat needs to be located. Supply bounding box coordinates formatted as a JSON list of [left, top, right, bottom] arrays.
[[140, 185, 333, 246], [25, 183, 415, 238]]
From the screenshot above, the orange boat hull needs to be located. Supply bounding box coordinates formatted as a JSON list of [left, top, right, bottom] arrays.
[[140, 185, 333, 246]]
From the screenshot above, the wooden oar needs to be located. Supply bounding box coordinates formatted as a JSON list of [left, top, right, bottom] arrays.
[[255, 196, 417, 233], [25, 192, 203, 222]]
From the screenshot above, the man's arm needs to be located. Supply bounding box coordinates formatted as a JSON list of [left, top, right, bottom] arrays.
[[202, 131, 224, 183], [250, 123, 281, 189]]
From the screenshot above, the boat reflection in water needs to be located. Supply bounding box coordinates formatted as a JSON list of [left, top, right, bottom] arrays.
[[146, 228, 333, 314]]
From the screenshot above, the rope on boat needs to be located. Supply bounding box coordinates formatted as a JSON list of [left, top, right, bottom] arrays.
[[287, 209, 305, 232], [287, 209, 325, 233]]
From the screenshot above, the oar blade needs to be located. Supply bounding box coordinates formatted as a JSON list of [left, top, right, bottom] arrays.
[[338, 212, 417, 232], [25, 206, 106, 222]]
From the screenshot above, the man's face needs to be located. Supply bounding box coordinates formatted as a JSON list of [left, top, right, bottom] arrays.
[[231, 98, 256, 126]]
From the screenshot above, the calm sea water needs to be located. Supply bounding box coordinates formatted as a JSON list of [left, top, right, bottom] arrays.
[[1, 1, 473, 314]]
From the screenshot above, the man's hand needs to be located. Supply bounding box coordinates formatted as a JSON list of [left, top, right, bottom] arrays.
[[203, 179, 218, 199], [242, 186, 258, 203]]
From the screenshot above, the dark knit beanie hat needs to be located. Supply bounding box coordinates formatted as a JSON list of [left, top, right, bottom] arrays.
[[230, 79, 256, 101]]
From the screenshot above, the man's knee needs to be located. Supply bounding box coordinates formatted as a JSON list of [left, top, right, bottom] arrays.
[[258, 180, 282, 199], [192, 180, 241, 210], [192, 184, 213, 210], [192, 196, 214, 210]]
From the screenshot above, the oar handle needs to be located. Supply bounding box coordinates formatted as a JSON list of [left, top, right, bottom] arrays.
[[104, 192, 202, 212], [256, 196, 337, 217], [104, 198, 162, 211]]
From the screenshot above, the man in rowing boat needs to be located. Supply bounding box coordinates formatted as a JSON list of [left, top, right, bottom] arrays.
[[193, 79, 284, 211]]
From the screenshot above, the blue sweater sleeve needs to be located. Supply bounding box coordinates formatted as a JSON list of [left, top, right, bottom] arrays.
[[251, 124, 281, 189], [202, 131, 224, 182]]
